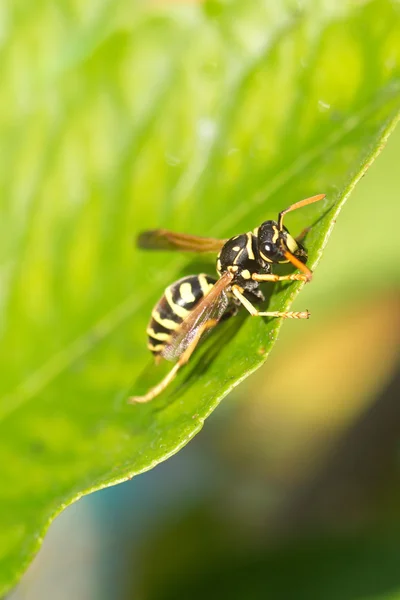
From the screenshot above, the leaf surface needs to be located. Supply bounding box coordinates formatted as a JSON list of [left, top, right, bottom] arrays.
[[0, 0, 399, 593]]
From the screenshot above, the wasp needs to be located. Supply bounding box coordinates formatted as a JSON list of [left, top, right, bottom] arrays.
[[129, 194, 325, 404]]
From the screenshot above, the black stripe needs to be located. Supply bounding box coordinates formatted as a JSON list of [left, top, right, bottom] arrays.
[[170, 275, 201, 311], [156, 295, 183, 324], [251, 234, 258, 259], [148, 320, 174, 336], [203, 274, 217, 286], [148, 334, 168, 348], [152, 275, 218, 331]]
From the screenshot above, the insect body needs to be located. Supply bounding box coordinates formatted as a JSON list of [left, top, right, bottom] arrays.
[[130, 194, 325, 404], [147, 274, 217, 360]]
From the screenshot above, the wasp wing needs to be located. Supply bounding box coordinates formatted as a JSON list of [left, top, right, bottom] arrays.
[[161, 271, 233, 362], [137, 229, 227, 253]]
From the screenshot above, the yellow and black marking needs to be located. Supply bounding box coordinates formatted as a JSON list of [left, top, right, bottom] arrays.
[[146, 274, 216, 357], [130, 193, 326, 404], [217, 232, 259, 275]]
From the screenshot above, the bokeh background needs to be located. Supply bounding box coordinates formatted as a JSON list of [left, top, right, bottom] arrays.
[[11, 117, 400, 600], [1, 0, 400, 598]]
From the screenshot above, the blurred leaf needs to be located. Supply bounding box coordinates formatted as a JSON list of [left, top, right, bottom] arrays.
[[141, 519, 400, 600], [0, 0, 399, 593]]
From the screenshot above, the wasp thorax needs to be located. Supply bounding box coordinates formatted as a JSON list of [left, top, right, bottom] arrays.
[[217, 233, 259, 274], [257, 221, 308, 265]]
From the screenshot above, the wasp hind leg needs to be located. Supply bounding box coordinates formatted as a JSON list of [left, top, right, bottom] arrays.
[[232, 286, 309, 319], [129, 319, 219, 404], [129, 361, 182, 404]]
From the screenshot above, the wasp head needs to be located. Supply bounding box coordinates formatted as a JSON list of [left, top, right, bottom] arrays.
[[257, 221, 307, 264]]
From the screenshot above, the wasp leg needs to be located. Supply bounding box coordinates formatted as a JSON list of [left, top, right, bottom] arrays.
[[232, 286, 309, 319], [129, 318, 219, 404], [252, 272, 311, 283], [129, 362, 181, 404]]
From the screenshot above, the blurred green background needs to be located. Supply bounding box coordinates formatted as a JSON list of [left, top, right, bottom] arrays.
[[1, 0, 400, 598]]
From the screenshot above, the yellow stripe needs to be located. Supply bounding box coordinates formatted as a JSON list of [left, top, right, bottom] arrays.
[[147, 342, 164, 352], [151, 310, 180, 330], [246, 232, 255, 260], [233, 248, 244, 265], [259, 251, 272, 263], [165, 287, 190, 319], [285, 233, 299, 253], [179, 282, 196, 304], [198, 274, 214, 296], [272, 225, 279, 243], [146, 327, 171, 341]]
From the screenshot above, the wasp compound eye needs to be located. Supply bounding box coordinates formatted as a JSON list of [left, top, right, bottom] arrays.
[[257, 221, 286, 263]]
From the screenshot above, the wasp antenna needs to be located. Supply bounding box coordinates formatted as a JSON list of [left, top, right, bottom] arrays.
[[283, 249, 313, 282], [278, 194, 325, 230]]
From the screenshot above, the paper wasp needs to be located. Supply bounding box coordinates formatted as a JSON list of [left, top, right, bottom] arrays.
[[129, 194, 325, 404]]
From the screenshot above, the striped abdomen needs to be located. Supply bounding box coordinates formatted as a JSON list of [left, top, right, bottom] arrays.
[[147, 274, 216, 359]]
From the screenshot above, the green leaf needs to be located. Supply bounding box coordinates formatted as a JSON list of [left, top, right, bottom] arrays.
[[0, 0, 399, 593]]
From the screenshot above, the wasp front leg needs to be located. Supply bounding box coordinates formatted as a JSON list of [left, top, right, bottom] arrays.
[[252, 272, 311, 284]]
